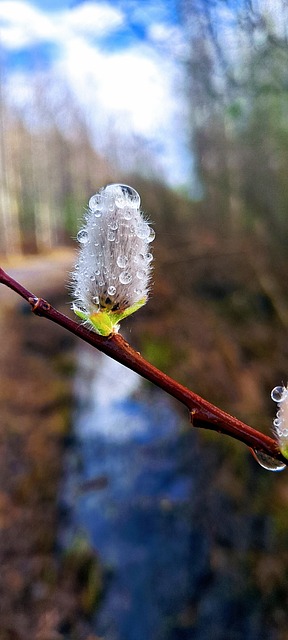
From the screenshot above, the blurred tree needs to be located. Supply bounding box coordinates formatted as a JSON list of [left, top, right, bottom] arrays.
[[181, 0, 288, 247]]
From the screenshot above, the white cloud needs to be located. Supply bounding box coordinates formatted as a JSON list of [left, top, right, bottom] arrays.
[[0, 0, 191, 186], [0, 1, 57, 48], [0, 0, 124, 49], [60, 42, 173, 136], [64, 2, 124, 37]]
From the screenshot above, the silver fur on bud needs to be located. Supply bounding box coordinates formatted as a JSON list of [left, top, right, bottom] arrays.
[[71, 184, 154, 334]]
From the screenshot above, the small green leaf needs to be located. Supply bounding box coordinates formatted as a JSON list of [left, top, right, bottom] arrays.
[[89, 311, 118, 336], [73, 297, 147, 337]]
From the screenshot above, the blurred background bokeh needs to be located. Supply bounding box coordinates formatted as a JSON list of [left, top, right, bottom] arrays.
[[2, 1, 288, 639]]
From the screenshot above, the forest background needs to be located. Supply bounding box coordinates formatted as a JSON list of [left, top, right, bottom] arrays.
[[2, 1, 288, 638]]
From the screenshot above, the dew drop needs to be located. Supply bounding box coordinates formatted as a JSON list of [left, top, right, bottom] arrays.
[[119, 271, 132, 285], [95, 268, 100, 276], [122, 208, 133, 220], [136, 222, 150, 240], [251, 448, 286, 472], [77, 229, 89, 244], [271, 386, 287, 403], [89, 194, 103, 214], [147, 252, 153, 263], [136, 270, 145, 280], [99, 280, 105, 287], [134, 288, 143, 296], [147, 227, 156, 243], [109, 220, 118, 231], [107, 285, 116, 296], [108, 230, 115, 242], [117, 255, 128, 268], [90, 275, 95, 281], [92, 296, 100, 308], [112, 184, 140, 209]]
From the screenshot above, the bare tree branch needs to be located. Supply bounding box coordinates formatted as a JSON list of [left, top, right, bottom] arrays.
[[0, 266, 284, 463]]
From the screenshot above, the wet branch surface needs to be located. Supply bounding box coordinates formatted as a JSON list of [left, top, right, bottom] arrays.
[[0, 267, 284, 463]]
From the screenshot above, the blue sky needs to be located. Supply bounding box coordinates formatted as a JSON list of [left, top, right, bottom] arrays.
[[0, 0, 283, 189], [0, 0, 193, 187]]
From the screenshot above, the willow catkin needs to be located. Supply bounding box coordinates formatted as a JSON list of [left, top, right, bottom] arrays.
[[71, 184, 155, 335]]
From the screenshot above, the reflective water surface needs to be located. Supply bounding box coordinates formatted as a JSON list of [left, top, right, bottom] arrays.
[[60, 343, 288, 640]]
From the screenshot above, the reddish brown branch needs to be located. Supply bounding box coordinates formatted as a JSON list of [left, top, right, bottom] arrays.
[[0, 267, 284, 463]]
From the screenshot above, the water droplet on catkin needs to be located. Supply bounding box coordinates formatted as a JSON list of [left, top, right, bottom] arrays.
[[117, 255, 128, 268], [108, 230, 115, 242], [251, 448, 286, 472], [147, 227, 156, 243], [77, 229, 89, 244], [107, 285, 116, 296], [119, 271, 132, 285], [89, 194, 103, 213], [271, 386, 287, 403], [122, 208, 133, 220], [136, 222, 150, 240]]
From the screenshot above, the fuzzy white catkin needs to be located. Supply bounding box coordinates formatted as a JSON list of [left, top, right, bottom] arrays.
[[71, 184, 154, 330], [271, 384, 288, 459]]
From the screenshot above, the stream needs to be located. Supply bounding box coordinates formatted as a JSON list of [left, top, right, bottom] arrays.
[[60, 343, 282, 640]]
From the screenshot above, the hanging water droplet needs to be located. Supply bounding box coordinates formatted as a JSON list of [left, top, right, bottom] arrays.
[[107, 285, 116, 296], [108, 230, 115, 242], [117, 255, 128, 268], [119, 271, 132, 285], [77, 229, 89, 244], [147, 227, 156, 243], [271, 386, 287, 403], [251, 448, 286, 472]]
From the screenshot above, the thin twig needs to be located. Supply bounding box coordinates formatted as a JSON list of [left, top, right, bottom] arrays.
[[0, 267, 284, 463]]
